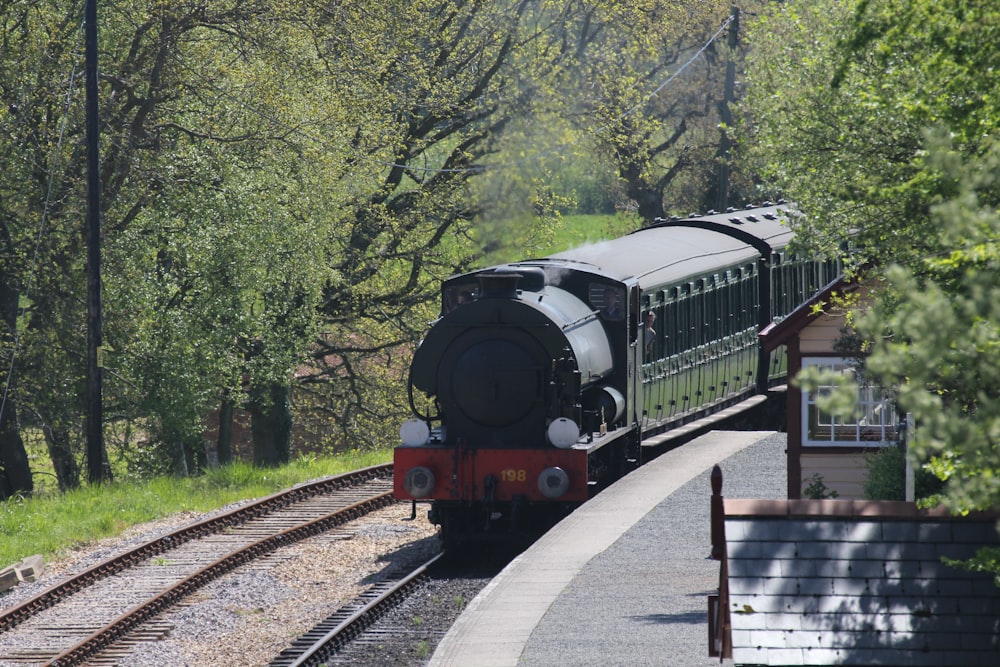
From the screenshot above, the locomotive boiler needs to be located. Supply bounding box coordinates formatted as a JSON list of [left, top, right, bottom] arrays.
[[394, 203, 839, 544]]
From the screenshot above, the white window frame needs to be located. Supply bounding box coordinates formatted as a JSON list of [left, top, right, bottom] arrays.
[[801, 357, 897, 447]]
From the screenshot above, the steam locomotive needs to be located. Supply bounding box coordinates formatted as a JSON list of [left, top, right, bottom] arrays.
[[394, 203, 839, 544]]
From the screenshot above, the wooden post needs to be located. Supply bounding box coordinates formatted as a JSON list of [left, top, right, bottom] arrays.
[[84, 0, 108, 484], [710, 464, 725, 560]]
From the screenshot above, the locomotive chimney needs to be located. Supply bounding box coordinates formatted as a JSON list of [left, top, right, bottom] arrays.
[[478, 271, 522, 299]]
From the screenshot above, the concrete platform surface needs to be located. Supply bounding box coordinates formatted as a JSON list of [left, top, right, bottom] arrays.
[[430, 429, 787, 667]]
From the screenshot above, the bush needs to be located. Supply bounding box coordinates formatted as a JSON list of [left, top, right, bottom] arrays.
[[803, 473, 839, 499], [864, 447, 906, 500], [863, 446, 944, 501]]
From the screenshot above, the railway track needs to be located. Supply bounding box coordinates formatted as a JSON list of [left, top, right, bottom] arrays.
[[268, 552, 444, 667], [0, 464, 397, 667]]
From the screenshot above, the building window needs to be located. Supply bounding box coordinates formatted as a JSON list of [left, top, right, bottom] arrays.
[[801, 357, 897, 446]]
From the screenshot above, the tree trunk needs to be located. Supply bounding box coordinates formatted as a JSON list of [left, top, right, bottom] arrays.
[[630, 186, 667, 222], [250, 382, 291, 468], [216, 392, 234, 466], [43, 423, 80, 492], [184, 436, 206, 475], [0, 399, 34, 499], [0, 274, 33, 498], [166, 427, 189, 477]]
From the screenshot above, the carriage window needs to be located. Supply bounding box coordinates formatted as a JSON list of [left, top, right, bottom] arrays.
[[663, 299, 677, 356], [629, 285, 640, 343], [642, 295, 661, 359], [741, 264, 756, 329], [691, 282, 704, 347]]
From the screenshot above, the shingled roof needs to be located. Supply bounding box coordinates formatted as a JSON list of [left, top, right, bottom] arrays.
[[718, 499, 1000, 666]]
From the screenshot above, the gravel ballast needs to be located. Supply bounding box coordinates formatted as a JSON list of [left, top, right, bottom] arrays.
[[0, 502, 440, 667]]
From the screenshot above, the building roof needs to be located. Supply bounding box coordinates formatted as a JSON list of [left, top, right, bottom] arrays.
[[722, 500, 1000, 666]]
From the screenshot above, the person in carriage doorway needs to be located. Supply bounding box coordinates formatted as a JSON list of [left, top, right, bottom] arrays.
[[601, 287, 623, 320], [643, 310, 656, 355]]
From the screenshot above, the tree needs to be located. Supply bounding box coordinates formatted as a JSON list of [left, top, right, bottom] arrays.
[[560, 1, 768, 220], [1, 1, 330, 480], [291, 0, 610, 449], [1, 1, 94, 495], [2, 0, 775, 483], [102, 9, 336, 469], [858, 139, 1000, 514], [744, 0, 1000, 573], [743, 0, 1000, 270]]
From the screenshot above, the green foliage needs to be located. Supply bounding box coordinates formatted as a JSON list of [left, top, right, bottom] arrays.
[[943, 548, 1000, 588], [1, 0, 772, 490], [863, 447, 906, 501], [803, 474, 839, 500], [863, 446, 946, 502], [744, 0, 1000, 272], [849, 137, 1000, 515], [559, 1, 766, 219]]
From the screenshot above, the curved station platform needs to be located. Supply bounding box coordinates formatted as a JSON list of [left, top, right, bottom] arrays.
[[429, 429, 785, 667]]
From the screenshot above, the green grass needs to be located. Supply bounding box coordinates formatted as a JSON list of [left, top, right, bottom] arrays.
[[0, 450, 389, 569]]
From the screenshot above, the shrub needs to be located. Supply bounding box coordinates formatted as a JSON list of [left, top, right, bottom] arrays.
[[803, 473, 839, 499], [863, 446, 944, 501]]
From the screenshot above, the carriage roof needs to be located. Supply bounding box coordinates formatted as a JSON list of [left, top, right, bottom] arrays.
[[533, 204, 795, 290]]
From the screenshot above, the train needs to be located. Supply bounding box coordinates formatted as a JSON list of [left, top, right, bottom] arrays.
[[394, 202, 840, 544]]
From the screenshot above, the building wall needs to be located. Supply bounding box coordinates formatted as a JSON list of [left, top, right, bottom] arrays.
[[786, 286, 884, 499], [798, 312, 846, 354], [721, 500, 1000, 666], [800, 452, 869, 499]]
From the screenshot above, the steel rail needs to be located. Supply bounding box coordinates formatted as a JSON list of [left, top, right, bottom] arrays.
[[270, 552, 445, 667], [49, 490, 397, 667], [0, 463, 392, 634]]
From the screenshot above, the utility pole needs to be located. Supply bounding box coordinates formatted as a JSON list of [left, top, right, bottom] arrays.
[[716, 7, 739, 212], [85, 0, 108, 483]]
